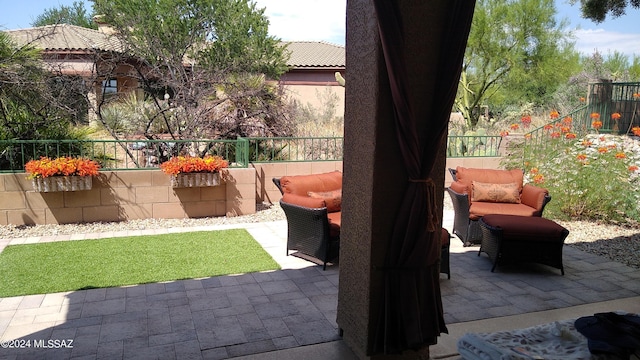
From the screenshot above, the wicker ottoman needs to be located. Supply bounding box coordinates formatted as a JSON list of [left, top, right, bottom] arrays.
[[478, 214, 569, 275]]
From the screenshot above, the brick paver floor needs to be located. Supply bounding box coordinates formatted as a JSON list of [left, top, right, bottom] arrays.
[[1, 215, 639, 359]]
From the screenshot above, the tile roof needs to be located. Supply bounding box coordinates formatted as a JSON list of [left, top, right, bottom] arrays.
[[5, 24, 122, 52], [5, 25, 345, 70], [284, 41, 345, 69]]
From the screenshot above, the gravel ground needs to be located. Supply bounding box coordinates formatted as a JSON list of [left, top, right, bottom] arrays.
[[1, 200, 638, 270]]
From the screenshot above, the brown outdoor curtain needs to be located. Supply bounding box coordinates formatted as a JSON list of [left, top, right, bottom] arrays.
[[372, 0, 476, 355]]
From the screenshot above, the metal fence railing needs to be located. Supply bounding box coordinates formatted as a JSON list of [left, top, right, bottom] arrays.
[[446, 135, 503, 158], [1, 133, 511, 173], [0, 138, 247, 172], [0, 136, 346, 173], [246, 137, 344, 163], [522, 82, 640, 163]]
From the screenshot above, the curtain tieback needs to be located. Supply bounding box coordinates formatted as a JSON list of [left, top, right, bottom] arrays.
[[409, 177, 438, 232], [408, 178, 434, 185]]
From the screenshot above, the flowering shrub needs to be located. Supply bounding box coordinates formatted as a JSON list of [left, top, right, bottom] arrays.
[[505, 129, 640, 225], [25, 157, 100, 179], [160, 155, 228, 175]]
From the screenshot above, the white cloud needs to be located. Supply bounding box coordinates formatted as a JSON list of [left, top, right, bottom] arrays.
[[574, 29, 640, 57], [254, 0, 346, 45]]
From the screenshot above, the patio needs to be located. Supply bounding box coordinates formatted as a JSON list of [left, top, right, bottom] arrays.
[[0, 210, 639, 359]]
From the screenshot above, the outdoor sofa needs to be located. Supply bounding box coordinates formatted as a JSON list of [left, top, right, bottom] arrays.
[[273, 171, 342, 270], [446, 166, 551, 246]]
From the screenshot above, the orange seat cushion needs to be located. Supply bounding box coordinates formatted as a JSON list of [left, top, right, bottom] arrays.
[[469, 202, 540, 221]]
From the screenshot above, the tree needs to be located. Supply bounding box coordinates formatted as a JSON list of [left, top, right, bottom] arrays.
[[570, 0, 640, 22], [31, 1, 97, 29], [454, 0, 580, 129], [0, 30, 90, 168], [89, 0, 292, 145]]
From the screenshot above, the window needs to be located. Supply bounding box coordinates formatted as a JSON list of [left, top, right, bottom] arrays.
[[102, 79, 118, 95]]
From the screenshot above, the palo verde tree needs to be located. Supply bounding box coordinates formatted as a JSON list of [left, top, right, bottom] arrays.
[[570, 0, 640, 22], [90, 0, 293, 144], [31, 1, 97, 29], [455, 0, 580, 130]]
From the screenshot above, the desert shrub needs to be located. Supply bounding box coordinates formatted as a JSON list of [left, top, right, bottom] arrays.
[[290, 88, 344, 137], [503, 131, 640, 225]]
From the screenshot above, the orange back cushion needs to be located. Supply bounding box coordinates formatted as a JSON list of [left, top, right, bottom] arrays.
[[280, 171, 342, 196], [456, 167, 524, 193]]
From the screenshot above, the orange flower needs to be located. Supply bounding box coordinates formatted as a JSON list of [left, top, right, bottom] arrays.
[[632, 127, 640, 136], [533, 174, 545, 184], [561, 126, 571, 133], [524, 133, 532, 139], [611, 112, 621, 120], [521, 115, 532, 125], [562, 116, 572, 125], [629, 165, 639, 172], [576, 154, 587, 161], [510, 123, 520, 130], [160, 155, 228, 175], [530, 167, 539, 174], [592, 120, 603, 130], [598, 147, 608, 153], [549, 110, 559, 119], [500, 130, 510, 137], [565, 132, 577, 139], [633, 93, 640, 99], [581, 140, 593, 147], [24, 157, 100, 179], [615, 152, 626, 159], [579, 97, 586, 103], [550, 132, 561, 138], [543, 124, 553, 131], [590, 112, 600, 119]]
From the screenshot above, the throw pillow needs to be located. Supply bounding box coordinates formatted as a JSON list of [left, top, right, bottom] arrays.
[[472, 181, 521, 203], [282, 193, 326, 208], [308, 189, 342, 212]]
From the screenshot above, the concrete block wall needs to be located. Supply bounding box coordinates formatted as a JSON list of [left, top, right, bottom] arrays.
[[0, 158, 500, 226], [0, 168, 255, 226]]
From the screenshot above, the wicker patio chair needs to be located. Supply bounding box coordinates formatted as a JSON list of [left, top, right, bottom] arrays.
[[273, 177, 340, 270], [447, 168, 552, 246]]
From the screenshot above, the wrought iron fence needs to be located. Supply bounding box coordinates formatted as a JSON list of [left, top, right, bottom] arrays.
[[1, 133, 514, 173], [246, 137, 344, 162], [0, 136, 345, 173], [0, 138, 247, 172], [446, 135, 503, 158]]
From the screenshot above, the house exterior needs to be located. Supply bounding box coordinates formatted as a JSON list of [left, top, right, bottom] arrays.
[[5, 24, 141, 124], [280, 41, 345, 116], [5, 24, 345, 118]]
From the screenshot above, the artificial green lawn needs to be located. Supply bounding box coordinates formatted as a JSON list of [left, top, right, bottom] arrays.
[[0, 229, 280, 297]]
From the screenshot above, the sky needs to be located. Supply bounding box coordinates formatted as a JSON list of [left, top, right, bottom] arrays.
[[1, 0, 639, 57]]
